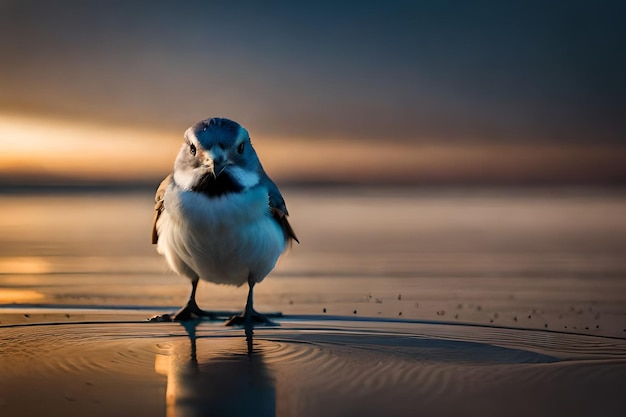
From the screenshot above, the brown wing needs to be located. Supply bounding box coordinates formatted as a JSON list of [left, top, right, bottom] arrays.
[[151, 173, 173, 244], [270, 206, 299, 245]]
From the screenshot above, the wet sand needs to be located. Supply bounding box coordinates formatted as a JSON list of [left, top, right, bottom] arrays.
[[1, 310, 625, 417], [1, 189, 625, 415]]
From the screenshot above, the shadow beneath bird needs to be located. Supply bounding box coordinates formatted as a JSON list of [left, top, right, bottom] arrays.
[[155, 320, 276, 417]]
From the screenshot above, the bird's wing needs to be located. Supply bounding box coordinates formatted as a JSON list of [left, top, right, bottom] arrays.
[[151, 173, 173, 244], [271, 205, 299, 245], [262, 174, 299, 245]]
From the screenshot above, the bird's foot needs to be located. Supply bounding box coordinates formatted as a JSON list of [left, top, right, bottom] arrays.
[[148, 300, 218, 322], [148, 313, 175, 322], [225, 310, 281, 327], [172, 303, 218, 321]]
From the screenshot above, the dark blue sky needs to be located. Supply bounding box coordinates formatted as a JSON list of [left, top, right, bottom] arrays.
[[1, 0, 625, 143]]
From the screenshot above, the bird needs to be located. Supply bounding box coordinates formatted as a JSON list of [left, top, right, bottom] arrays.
[[151, 117, 298, 325]]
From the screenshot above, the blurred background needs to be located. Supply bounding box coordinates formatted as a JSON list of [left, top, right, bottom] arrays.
[[1, 0, 625, 187], [1, 1, 625, 336]]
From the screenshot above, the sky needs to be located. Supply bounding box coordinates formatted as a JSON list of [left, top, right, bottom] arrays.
[[0, 0, 625, 185]]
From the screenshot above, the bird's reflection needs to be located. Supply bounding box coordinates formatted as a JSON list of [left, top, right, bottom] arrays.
[[155, 321, 275, 417]]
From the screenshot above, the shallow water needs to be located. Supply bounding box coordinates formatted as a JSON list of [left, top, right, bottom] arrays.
[[1, 312, 625, 417], [1, 188, 626, 416]]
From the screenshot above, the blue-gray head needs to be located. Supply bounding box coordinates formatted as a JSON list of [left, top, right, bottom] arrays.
[[173, 118, 262, 194]]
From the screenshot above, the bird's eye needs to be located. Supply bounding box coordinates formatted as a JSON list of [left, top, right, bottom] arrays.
[[237, 142, 245, 154], [189, 144, 197, 156]]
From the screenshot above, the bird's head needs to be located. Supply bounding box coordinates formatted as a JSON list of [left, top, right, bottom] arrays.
[[173, 118, 261, 194]]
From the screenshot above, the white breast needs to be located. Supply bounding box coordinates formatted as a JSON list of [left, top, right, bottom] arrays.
[[156, 185, 286, 287]]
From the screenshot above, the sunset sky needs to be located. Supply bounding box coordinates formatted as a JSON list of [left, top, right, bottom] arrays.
[[0, 1, 625, 185]]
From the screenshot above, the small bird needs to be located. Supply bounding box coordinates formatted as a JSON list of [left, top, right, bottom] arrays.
[[151, 117, 298, 324]]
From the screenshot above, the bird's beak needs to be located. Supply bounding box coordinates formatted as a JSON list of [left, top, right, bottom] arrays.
[[213, 161, 227, 177], [203, 149, 227, 177]]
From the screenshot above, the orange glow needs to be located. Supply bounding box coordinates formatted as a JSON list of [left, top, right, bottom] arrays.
[[1, 112, 625, 184], [0, 289, 45, 303], [0, 257, 52, 274], [0, 113, 179, 181]]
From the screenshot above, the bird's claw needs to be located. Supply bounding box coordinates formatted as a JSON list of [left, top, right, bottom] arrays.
[[225, 311, 280, 327], [172, 307, 217, 321], [148, 302, 218, 322], [148, 313, 174, 322]]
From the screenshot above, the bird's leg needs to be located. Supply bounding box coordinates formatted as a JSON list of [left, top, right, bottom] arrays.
[[149, 279, 217, 322], [225, 278, 277, 326], [245, 280, 256, 317], [173, 279, 218, 321]]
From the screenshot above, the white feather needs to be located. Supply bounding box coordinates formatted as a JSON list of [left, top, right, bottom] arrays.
[[156, 183, 285, 287], [172, 169, 198, 191], [228, 166, 259, 188]]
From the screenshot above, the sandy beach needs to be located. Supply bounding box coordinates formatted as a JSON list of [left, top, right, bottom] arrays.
[[1, 188, 625, 416]]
